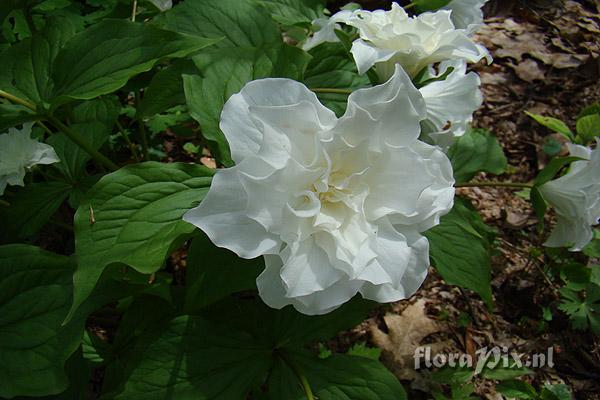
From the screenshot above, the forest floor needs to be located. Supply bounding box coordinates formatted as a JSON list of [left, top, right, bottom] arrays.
[[325, 1, 600, 399]]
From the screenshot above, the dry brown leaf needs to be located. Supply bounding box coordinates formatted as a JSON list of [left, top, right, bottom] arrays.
[[510, 59, 546, 82], [370, 299, 451, 380]]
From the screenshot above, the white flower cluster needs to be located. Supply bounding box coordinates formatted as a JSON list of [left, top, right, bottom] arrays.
[[184, 1, 491, 315], [184, 1, 598, 315], [0, 123, 59, 195]]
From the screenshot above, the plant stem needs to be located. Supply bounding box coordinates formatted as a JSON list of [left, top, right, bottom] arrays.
[[311, 87, 353, 95], [135, 92, 149, 161], [47, 116, 119, 171], [456, 181, 534, 189], [131, 0, 138, 21], [36, 121, 54, 135], [116, 120, 140, 162], [404, 2, 416, 10], [0, 90, 37, 110], [278, 351, 315, 400], [0, 199, 10, 207]]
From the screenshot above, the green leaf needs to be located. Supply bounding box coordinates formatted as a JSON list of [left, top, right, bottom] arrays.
[[558, 284, 600, 332], [496, 379, 538, 399], [530, 187, 547, 229], [541, 384, 573, 400], [0, 17, 79, 105], [347, 342, 382, 360], [183, 44, 311, 166], [577, 103, 600, 119], [184, 233, 264, 313], [157, 0, 281, 48], [575, 113, 600, 144], [138, 60, 197, 118], [526, 111, 574, 141], [253, 0, 326, 26], [447, 128, 508, 183], [107, 301, 403, 399], [534, 156, 583, 186], [0, 181, 71, 240], [51, 19, 220, 102], [415, 0, 452, 12], [304, 42, 370, 116], [0, 104, 40, 130], [583, 230, 600, 258], [425, 199, 494, 308], [0, 245, 76, 398], [68, 162, 213, 322]]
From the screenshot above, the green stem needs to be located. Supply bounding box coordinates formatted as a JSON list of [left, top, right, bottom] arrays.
[[311, 87, 353, 95], [36, 120, 53, 136], [0, 199, 10, 207], [0, 89, 37, 110], [116, 120, 140, 162], [47, 116, 119, 171], [404, 2, 416, 10], [456, 181, 534, 189], [135, 92, 149, 161], [278, 351, 315, 400]]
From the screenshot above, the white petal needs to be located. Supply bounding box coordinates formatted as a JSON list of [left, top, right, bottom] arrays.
[[302, 17, 341, 51], [349, 39, 397, 75], [183, 166, 281, 258], [220, 78, 337, 164], [360, 222, 429, 302], [337, 65, 426, 149]]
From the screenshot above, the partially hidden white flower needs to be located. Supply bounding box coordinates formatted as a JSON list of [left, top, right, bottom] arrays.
[[539, 141, 600, 251], [149, 0, 172, 11], [419, 60, 483, 150], [302, 17, 342, 51], [183, 66, 455, 315], [442, 0, 488, 34], [333, 2, 490, 80], [0, 123, 59, 195]]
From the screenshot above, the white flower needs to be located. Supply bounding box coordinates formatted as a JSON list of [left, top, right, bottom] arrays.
[[333, 2, 490, 80], [539, 141, 600, 251], [149, 0, 172, 11], [419, 60, 483, 150], [184, 66, 455, 315], [302, 17, 341, 51], [0, 123, 59, 195], [442, 0, 488, 34]]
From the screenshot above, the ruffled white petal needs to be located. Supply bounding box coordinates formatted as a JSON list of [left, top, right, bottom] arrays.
[[442, 0, 488, 34], [0, 123, 59, 195], [419, 60, 483, 150]]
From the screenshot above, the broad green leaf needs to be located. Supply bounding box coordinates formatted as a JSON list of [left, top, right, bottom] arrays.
[[253, 0, 326, 26], [0, 181, 71, 240], [271, 350, 407, 400], [157, 0, 281, 48], [526, 111, 574, 141], [184, 233, 264, 313], [415, 0, 452, 12], [0, 245, 76, 398], [541, 384, 573, 400], [0, 104, 40, 131], [447, 128, 508, 183], [69, 162, 213, 322], [51, 19, 220, 102], [530, 187, 547, 229], [0, 17, 78, 105], [183, 44, 311, 165], [48, 97, 120, 183], [304, 42, 370, 116], [138, 60, 197, 118], [577, 103, 600, 119], [110, 315, 273, 400], [534, 156, 582, 186], [575, 113, 600, 144], [425, 199, 494, 308], [107, 300, 402, 400]]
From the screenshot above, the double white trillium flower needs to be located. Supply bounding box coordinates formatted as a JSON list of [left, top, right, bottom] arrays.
[[539, 141, 600, 251], [0, 123, 59, 195], [303, 2, 490, 81], [442, 0, 489, 33], [184, 66, 455, 315]]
